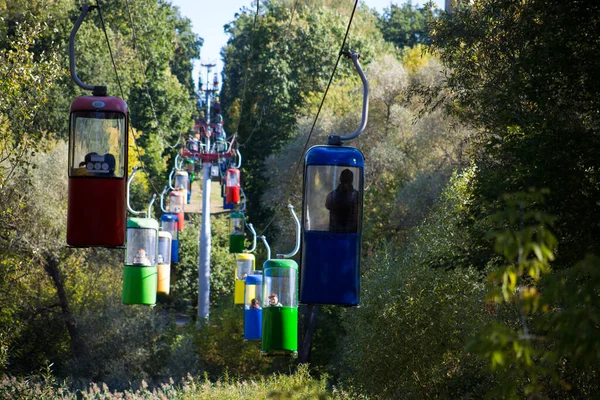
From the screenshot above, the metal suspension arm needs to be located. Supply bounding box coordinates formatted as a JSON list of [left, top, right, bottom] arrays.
[[69, 5, 106, 96], [330, 51, 369, 144], [127, 166, 143, 215], [277, 204, 301, 258], [147, 193, 157, 217], [240, 188, 247, 212], [246, 223, 257, 253], [226, 134, 237, 157], [166, 133, 182, 149], [160, 185, 169, 213], [168, 168, 175, 190], [231, 148, 242, 169], [259, 235, 271, 261]]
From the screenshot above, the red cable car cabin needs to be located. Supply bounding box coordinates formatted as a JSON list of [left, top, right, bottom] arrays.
[[226, 168, 240, 204], [67, 96, 128, 247]]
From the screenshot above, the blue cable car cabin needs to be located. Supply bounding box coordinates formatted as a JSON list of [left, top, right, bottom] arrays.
[[244, 274, 263, 341], [300, 145, 364, 306], [160, 213, 179, 263]]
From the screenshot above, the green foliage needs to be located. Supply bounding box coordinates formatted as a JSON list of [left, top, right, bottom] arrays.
[[0, 15, 62, 200], [430, 0, 600, 268], [67, 303, 177, 388], [469, 190, 600, 398], [486, 190, 557, 303], [0, 364, 353, 399], [337, 168, 491, 399], [377, 2, 437, 49], [194, 306, 274, 379]]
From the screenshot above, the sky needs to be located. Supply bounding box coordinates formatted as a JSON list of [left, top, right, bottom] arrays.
[[169, 0, 445, 90]]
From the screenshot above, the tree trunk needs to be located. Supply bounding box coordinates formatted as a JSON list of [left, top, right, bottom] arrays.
[[43, 253, 83, 359], [298, 305, 319, 364]]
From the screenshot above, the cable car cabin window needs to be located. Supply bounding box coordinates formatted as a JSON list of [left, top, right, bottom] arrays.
[[158, 236, 171, 265], [226, 170, 240, 187], [169, 193, 185, 213], [126, 228, 157, 266], [161, 220, 178, 240], [237, 259, 253, 279], [304, 165, 362, 233], [262, 268, 297, 307], [245, 280, 263, 309], [174, 174, 188, 190], [69, 111, 126, 178], [230, 217, 244, 235], [187, 140, 199, 152]]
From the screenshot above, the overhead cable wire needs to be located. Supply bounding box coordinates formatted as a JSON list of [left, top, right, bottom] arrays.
[[95, 0, 160, 194], [257, 0, 360, 236]]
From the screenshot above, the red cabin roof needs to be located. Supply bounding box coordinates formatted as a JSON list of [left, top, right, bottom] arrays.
[[70, 96, 128, 114]]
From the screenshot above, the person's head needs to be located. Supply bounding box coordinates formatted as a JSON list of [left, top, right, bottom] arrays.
[[340, 169, 353, 185], [268, 293, 279, 305], [251, 298, 259, 307], [241, 272, 248, 279]]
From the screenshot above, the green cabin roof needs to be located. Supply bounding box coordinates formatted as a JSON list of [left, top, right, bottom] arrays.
[[264, 259, 298, 270], [230, 211, 245, 219], [127, 217, 159, 230]]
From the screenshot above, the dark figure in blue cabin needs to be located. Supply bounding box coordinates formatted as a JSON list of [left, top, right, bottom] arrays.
[[325, 168, 359, 233]]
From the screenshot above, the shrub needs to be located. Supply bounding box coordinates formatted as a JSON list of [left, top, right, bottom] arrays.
[[337, 168, 492, 398]]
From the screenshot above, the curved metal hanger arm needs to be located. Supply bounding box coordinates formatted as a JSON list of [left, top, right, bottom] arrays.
[[276, 204, 301, 258], [165, 133, 181, 149], [127, 166, 143, 215], [329, 50, 369, 144], [175, 153, 183, 170], [69, 5, 106, 96], [230, 148, 242, 169], [246, 222, 257, 253], [259, 235, 271, 261], [168, 168, 175, 190], [240, 188, 247, 212], [147, 193, 157, 217], [160, 185, 169, 213]]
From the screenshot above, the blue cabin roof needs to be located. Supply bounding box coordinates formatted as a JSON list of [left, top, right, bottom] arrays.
[[245, 275, 262, 284], [160, 213, 179, 222], [305, 145, 364, 167]]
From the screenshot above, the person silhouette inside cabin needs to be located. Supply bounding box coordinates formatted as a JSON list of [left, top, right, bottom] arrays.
[[268, 293, 282, 307], [250, 298, 261, 309], [133, 248, 151, 266], [325, 168, 359, 233]]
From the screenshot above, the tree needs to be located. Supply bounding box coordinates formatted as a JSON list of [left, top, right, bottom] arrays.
[[430, 0, 600, 267], [430, 0, 600, 396], [377, 2, 436, 49]]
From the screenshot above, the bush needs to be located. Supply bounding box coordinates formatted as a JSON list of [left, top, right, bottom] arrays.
[[337, 168, 492, 399]]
